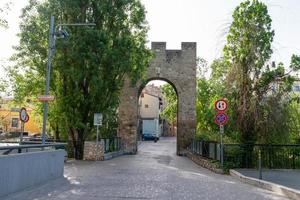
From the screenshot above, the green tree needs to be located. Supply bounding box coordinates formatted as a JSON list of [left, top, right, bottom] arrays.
[[161, 84, 177, 125], [287, 97, 300, 143], [0, 2, 10, 28], [9, 0, 151, 159], [0, 2, 10, 94], [196, 58, 240, 143], [223, 0, 300, 144]]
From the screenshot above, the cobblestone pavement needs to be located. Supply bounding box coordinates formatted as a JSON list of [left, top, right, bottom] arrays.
[[4, 137, 289, 200]]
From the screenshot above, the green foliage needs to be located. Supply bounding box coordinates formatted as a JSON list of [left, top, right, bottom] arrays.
[[195, 1, 300, 146], [222, 0, 300, 144], [161, 84, 177, 124], [0, 2, 10, 28], [9, 0, 151, 159], [290, 55, 300, 71], [287, 98, 300, 143]]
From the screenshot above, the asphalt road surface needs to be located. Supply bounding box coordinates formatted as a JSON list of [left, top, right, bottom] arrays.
[[4, 137, 288, 200]]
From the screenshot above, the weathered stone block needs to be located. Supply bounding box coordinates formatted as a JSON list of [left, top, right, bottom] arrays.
[[83, 141, 104, 161]]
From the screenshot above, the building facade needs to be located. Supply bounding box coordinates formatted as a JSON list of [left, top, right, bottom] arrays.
[[0, 98, 40, 135]]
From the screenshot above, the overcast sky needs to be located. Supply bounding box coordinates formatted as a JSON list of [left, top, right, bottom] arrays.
[[1, 0, 300, 80]]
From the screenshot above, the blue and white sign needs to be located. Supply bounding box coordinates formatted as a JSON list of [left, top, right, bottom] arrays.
[[94, 113, 103, 126]]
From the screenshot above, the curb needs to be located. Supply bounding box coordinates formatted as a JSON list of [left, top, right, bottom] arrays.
[[103, 150, 125, 160], [230, 169, 300, 200]]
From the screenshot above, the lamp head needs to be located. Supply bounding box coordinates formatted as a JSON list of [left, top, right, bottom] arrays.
[[56, 27, 69, 39]]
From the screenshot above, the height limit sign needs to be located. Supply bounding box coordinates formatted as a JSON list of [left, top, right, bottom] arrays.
[[214, 99, 228, 126], [215, 99, 228, 112]]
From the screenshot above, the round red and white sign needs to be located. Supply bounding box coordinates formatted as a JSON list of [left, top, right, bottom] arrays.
[[24, 114, 30, 123], [19, 107, 27, 122], [215, 99, 228, 112]]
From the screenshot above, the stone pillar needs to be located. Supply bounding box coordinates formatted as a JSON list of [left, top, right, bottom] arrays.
[[117, 78, 138, 154], [83, 141, 104, 161]]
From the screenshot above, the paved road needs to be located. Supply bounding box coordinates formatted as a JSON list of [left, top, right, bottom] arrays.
[[4, 137, 288, 200]]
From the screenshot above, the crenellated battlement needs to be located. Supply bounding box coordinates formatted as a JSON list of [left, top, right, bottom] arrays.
[[151, 42, 196, 63], [151, 42, 196, 51]]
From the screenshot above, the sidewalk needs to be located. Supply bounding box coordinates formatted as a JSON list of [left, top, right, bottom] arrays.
[[231, 169, 300, 200], [236, 169, 300, 190]]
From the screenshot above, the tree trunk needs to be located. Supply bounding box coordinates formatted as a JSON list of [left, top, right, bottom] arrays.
[[54, 125, 60, 141], [74, 139, 84, 160], [69, 128, 85, 160]]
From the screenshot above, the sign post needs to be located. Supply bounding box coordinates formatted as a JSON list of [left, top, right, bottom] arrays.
[[94, 113, 103, 161], [38, 95, 55, 144], [19, 108, 30, 152], [214, 99, 228, 167], [220, 125, 224, 166]]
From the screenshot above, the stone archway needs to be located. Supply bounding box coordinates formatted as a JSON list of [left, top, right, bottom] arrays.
[[118, 42, 197, 155]]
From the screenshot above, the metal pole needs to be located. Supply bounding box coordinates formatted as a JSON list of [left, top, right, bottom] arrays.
[[96, 125, 99, 161], [259, 149, 262, 180], [42, 16, 55, 144], [20, 122, 24, 143], [18, 122, 24, 153], [220, 125, 224, 167]]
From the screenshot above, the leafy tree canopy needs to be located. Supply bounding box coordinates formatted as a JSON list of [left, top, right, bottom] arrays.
[[9, 0, 152, 159]]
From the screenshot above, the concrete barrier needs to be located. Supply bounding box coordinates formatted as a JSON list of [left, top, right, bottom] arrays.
[[230, 169, 300, 200], [0, 150, 65, 197]]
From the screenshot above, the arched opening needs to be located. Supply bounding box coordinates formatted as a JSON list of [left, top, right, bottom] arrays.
[[137, 78, 178, 152]]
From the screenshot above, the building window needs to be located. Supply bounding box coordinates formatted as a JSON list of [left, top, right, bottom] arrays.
[[11, 118, 19, 128], [145, 104, 149, 108]]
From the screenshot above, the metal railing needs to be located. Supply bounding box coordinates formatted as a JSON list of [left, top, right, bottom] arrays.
[[100, 137, 122, 153], [189, 140, 300, 169], [189, 140, 220, 161], [224, 144, 300, 169], [0, 143, 66, 155]]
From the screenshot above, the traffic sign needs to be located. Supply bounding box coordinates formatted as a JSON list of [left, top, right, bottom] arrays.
[[220, 125, 224, 134], [24, 114, 30, 123], [215, 99, 228, 112], [215, 113, 228, 125], [94, 113, 103, 126], [19, 107, 27, 122], [38, 95, 55, 102]]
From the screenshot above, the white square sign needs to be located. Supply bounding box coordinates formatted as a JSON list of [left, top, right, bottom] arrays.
[[94, 113, 103, 126]]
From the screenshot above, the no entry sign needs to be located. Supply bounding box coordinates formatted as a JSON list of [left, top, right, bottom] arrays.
[[215, 99, 228, 112], [215, 112, 228, 125]]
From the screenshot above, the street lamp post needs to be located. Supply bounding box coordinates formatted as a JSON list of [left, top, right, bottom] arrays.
[[41, 15, 95, 144]]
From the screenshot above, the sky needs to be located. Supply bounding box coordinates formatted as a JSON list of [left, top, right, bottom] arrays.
[[1, 0, 300, 82]]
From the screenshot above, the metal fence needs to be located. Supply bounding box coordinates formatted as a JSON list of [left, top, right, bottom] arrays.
[[189, 140, 221, 161], [100, 137, 122, 153], [0, 143, 66, 155], [189, 140, 300, 169], [224, 144, 300, 169]]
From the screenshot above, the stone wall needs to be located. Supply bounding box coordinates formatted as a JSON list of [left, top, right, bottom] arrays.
[[83, 141, 105, 161], [118, 42, 197, 155], [186, 151, 224, 174]]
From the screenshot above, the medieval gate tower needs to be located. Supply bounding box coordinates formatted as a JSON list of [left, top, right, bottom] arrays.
[[118, 42, 197, 155]]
